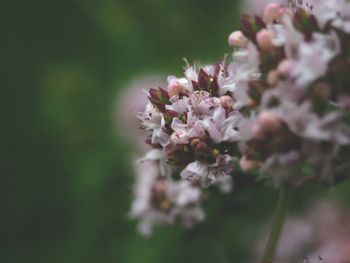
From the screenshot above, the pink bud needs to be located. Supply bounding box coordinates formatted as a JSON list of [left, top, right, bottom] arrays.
[[240, 155, 260, 171], [191, 138, 207, 151], [258, 112, 282, 133], [152, 180, 167, 195], [167, 79, 182, 97], [251, 123, 263, 138], [263, 3, 281, 24], [278, 7, 293, 22], [257, 29, 275, 51], [228, 31, 248, 47], [220, 95, 234, 108], [277, 60, 294, 76], [267, 70, 279, 86]]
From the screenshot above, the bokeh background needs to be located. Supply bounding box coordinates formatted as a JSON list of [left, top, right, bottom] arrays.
[[2, 0, 350, 262]]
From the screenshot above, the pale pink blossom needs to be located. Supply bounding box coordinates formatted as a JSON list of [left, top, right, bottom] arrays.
[[228, 30, 248, 47], [292, 32, 340, 86], [180, 155, 233, 188], [138, 103, 170, 146], [202, 107, 243, 143], [131, 151, 204, 236]]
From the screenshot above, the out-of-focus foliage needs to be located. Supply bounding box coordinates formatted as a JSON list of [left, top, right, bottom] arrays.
[[2, 0, 350, 262]]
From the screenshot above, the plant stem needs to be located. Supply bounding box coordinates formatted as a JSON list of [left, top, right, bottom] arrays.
[[260, 186, 290, 263]]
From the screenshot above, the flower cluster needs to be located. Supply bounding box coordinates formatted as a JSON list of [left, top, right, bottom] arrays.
[[234, 0, 350, 185], [137, 51, 262, 188], [130, 0, 350, 234], [130, 149, 205, 236]]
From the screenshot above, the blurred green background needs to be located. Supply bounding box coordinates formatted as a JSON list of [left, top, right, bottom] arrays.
[[2, 0, 350, 262]]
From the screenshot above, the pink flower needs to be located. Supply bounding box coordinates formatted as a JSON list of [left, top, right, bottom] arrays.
[[180, 155, 233, 188], [131, 150, 204, 236], [203, 107, 243, 143], [170, 113, 206, 145], [138, 103, 170, 146]]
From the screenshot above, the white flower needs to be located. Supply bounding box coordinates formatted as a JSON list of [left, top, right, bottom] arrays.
[[165, 95, 189, 114], [167, 180, 202, 207], [170, 112, 206, 145], [189, 91, 220, 116], [273, 16, 304, 58], [184, 63, 199, 82], [292, 32, 340, 86], [290, 105, 350, 145], [180, 160, 208, 183], [224, 43, 260, 109], [202, 107, 243, 143], [309, 0, 350, 31], [180, 155, 233, 188], [138, 102, 170, 146], [131, 153, 204, 236]]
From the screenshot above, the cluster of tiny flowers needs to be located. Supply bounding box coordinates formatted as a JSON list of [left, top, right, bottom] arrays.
[[131, 0, 350, 234], [232, 0, 350, 185], [130, 149, 205, 236]]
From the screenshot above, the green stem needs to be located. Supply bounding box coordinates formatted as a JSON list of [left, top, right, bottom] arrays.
[[260, 186, 290, 263]]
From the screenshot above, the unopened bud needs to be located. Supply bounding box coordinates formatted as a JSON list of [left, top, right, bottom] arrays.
[[258, 112, 282, 133], [267, 70, 279, 86], [251, 123, 263, 138], [257, 29, 275, 51], [152, 180, 167, 196], [263, 3, 281, 24], [220, 95, 234, 108], [167, 79, 183, 97], [228, 31, 248, 47], [191, 138, 207, 151], [277, 60, 294, 77]]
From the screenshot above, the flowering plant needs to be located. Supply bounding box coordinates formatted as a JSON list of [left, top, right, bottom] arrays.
[[130, 0, 350, 261]]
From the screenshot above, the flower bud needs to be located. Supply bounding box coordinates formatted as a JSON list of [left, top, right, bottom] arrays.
[[152, 180, 167, 197], [257, 29, 275, 51], [190, 138, 207, 151], [277, 60, 294, 77], [263, 3, 281, 24], [251, 123, 263, 138], [267, 70, 279, 86], [167, 79, 183, 97], [228, 31, 248, 47], [240, 155, 260, 171], [220, 95, 234, 108], [258, 112, 282, 133]]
